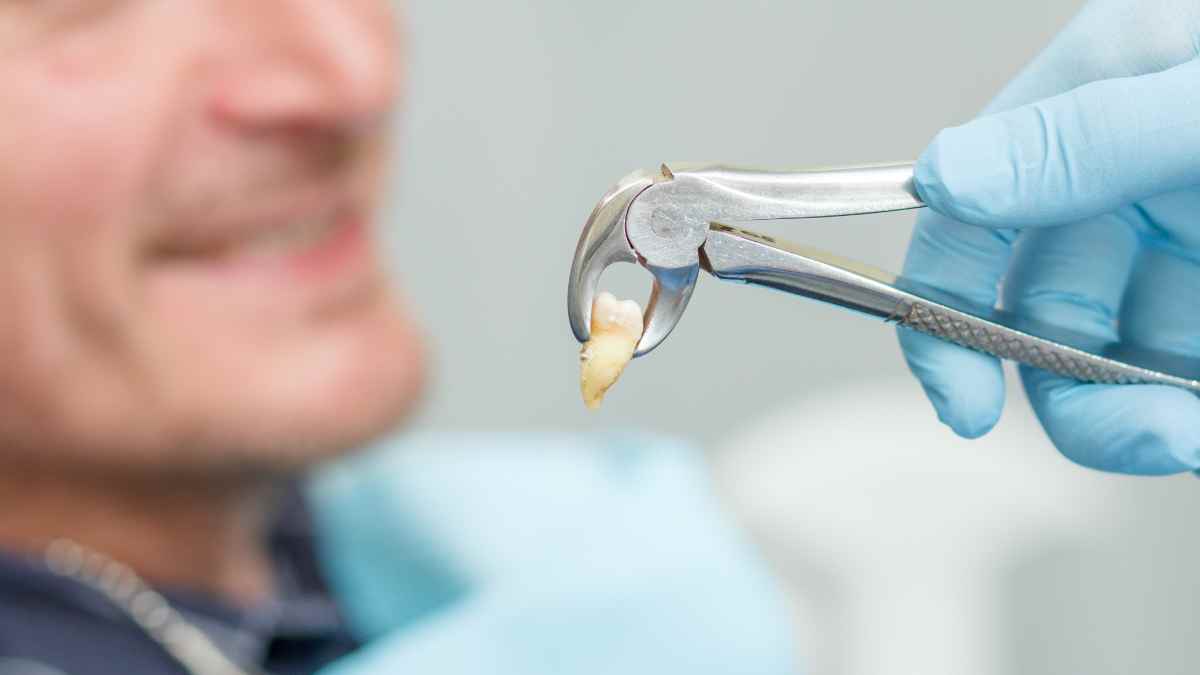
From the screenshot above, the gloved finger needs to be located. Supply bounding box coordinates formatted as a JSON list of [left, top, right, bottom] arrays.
[[918, 0, 1200, 220], [916, 57, 1200, 229], [898, 209, 1011, 438], [1032, 243, 1200, 474], [1000, 213, 1192, 474], [1020, 370, 1200, 474], [1120, 242, 1200, 360], [1004, 214, 1136, 345], [977, 0, 1200, 117], [897, 330, 1005, 439]]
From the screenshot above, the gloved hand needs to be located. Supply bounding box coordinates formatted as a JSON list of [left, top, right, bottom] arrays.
[[900, 0, 1200, 474], [306, 433, 797, 675]]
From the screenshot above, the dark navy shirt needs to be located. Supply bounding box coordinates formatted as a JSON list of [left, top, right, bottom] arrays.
[[0, 491, 359, 675]]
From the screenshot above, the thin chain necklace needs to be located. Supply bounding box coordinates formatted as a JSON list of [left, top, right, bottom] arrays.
[[42, 539, 267, 675]]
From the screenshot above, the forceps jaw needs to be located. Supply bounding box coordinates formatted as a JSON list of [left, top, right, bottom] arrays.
[[567, 169, 656, 348], [636, 263, 700, 357], [568, 166, 707, 358]]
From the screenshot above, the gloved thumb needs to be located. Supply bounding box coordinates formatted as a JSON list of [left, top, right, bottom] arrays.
[[915, 57, 1200, 228]]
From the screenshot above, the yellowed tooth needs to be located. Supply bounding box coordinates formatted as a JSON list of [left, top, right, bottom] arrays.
[[580, 291, 644, 410]]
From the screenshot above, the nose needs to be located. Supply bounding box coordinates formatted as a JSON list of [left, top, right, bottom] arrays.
[[212, 1, 401, 133]]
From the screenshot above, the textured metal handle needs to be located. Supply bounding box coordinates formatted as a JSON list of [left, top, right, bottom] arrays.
[[702, 224, 1200, 393], [898, 301, 1200, 391]]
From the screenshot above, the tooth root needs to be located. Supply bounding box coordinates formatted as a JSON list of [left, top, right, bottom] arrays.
[[580, 292, 643, 410]]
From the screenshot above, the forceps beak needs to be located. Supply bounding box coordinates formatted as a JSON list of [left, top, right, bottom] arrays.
[[571, 161, 924, 359], [567, 166, 704, 357]]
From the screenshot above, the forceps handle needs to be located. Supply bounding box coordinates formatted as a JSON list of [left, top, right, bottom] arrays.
[[702, 225, 1200, 392], [893, 300, 1179, 387], [660, 161, 925, 221]]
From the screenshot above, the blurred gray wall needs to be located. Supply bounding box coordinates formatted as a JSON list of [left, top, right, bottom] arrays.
[[385, 0, 1079, 440]]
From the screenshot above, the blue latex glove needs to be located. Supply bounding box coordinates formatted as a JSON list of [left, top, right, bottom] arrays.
[[306, 433, 797, 675], [900, 0, 1200, 474]]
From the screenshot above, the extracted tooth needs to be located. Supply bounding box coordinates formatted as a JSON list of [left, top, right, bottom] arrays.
[[579, 291, 644, 409]]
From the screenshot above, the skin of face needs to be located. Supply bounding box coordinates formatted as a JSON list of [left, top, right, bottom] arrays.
[[0, 0, 425, 482]]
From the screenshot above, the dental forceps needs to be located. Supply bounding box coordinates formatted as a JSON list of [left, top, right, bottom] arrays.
[[567, 162, 1200, 391]]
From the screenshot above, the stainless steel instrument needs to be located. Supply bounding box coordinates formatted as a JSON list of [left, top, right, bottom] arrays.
[[567, 162, 1200, 391]]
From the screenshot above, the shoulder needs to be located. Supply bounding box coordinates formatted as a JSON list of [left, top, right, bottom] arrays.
[[308, 434, 799, 674], [308, 432, 714, 530]]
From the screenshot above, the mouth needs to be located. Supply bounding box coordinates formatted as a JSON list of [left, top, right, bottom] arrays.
[[150, 191, 382, 307], [235, 206, 349, 258]]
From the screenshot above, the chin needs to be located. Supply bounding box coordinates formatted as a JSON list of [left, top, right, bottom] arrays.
[[272, 316, 427, 469], [168, 294, 430, 478]]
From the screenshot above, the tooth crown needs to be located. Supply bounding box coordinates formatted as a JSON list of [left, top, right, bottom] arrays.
[[591, 291, 643, 340]]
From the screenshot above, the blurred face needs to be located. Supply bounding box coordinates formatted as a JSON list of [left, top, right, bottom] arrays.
[[0, 1, 424, 478]]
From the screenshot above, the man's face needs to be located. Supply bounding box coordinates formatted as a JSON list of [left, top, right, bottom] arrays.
[[0, 1, 424, 477]]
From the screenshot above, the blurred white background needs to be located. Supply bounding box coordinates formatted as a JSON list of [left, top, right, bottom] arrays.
[[385, 1, 1200, 673], [713, 375, 1200, 675]]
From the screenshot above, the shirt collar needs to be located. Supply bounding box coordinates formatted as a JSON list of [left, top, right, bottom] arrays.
[[0, 484, 357, 671]]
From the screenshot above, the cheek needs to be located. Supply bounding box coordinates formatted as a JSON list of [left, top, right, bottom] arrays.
[[0, 42, 175, 303], [0, 38, 185, 450], [128, 285, 426, 472]]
